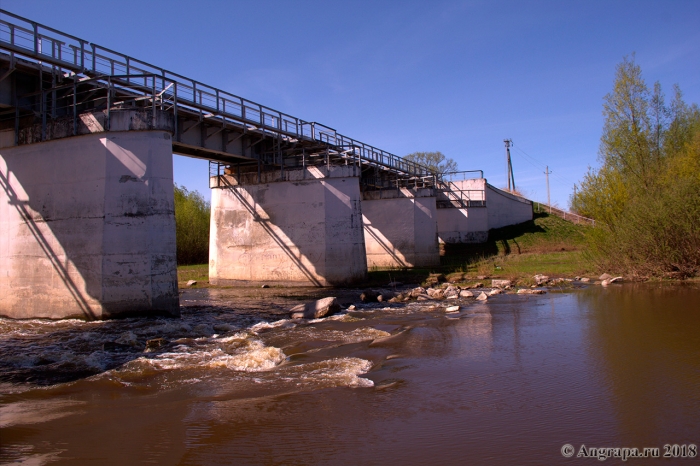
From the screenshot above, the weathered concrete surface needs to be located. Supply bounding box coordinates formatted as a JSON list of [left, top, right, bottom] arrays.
[[362, 188, 439, 268], [485, 184, 533, 229], [210, 166, 367, 286], [436, 178, 533, 243], [436, 207, 489, 243], [437, 179, 489, 243], [0, 131, 179, 319]]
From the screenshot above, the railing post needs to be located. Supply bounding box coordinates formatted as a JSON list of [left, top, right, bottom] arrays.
[[91, 43, 96, 72], [106, 77, 111, 131], [41, 90, 46, 141], [73, 81, 77, 136], [79, 40, 85, 70], [33, 22, 38, 54], [173, 81, 178, 142], [152, 75, 156, 128]]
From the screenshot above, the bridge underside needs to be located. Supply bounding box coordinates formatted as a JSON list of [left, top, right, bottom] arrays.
[[0, 11, 512, 319]]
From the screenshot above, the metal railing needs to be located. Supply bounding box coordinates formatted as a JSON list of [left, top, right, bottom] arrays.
[[437, 181, 485, 208], [442, 170, 484, 180], [534, 202, 595, 226], [0, 9, 433, 179]]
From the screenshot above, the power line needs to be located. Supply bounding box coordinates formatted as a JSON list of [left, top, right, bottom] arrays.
[[510, 144, 579, 187]]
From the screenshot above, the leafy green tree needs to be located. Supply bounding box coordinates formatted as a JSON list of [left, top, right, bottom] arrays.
[[174, 184, 210, 265], [571, 56, 700, 278], [403, 151, 458, 174]]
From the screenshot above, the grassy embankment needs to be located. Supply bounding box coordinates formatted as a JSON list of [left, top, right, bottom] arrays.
[[365, 211, 594, 287], [177, 211, 594, 288]]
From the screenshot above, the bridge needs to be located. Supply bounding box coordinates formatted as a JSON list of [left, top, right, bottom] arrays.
[[0, 10, 533, 320]]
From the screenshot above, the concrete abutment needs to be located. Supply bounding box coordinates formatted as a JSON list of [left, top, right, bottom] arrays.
[[209, 166, 368, 287], [362, 188, 440, 268], [0, 131, 179, 319]]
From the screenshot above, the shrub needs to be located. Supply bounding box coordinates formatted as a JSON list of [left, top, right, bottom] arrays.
[[174, 184, 210, 265]]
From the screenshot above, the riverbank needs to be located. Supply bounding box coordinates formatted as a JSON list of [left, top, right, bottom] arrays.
[[178, 212, 599, 290]]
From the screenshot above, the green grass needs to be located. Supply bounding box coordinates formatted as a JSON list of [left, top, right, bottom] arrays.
[[177, 263, 209, 286]]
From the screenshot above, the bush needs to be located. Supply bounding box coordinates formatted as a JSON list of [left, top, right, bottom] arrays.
[[571, 57, 700, 278], [174, 184, 210, 265]]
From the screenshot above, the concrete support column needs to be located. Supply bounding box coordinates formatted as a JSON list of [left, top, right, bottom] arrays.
[[0, 131, 179, 319], [362, 188, 440, 268], [210, 166, 367, 286]]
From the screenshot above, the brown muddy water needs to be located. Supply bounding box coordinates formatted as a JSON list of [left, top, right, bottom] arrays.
[[1, 283, 699, 465]]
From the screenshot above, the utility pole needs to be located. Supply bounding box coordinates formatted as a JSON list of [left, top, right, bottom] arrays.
[[504, 139, 515, 191], [544, 166, 552, 213]]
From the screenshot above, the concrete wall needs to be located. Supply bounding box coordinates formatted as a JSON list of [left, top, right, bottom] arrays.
[[437, 178, 489, 243], [210, 166, 367, 286], [435, 178, 533, 243], [486, 184, 533, 229], [0, 131, 179, 319], [362, 188, 439, 268], [436, 207, 489, 243]]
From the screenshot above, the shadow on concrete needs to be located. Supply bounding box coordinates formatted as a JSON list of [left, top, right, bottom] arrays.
[[440, 215, 546, 268], [221, 178, 324, 286], [363, 224, 408, 268], [0, 168, 98, 319]]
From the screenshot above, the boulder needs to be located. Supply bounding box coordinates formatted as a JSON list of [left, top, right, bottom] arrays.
[[444, 285, 460, 298], [491, 279, 512, 288], [445, 305, 460, 313], [476, 292, 488, 301], [115, 331, 139, 347], [599, 273, 613, 281], [145, 338, 167, 351], [360, 290, 380, 303], [186, 280, 197, 287], [409, 287, 426, 298], [426, 288, 445, 299], [488, 289, 503, 296], [376, 290, 395, 302], [477, 275, 488, 280], [580, 277, 591, 283], [533, 274, 550, 285], [261, 284, 270, 288], [347, 305, 357, 311], [601, 276, 623, 287], [290, 297, 341, 319], [517, 289, 546, 295], [459, 290, 474, 298]]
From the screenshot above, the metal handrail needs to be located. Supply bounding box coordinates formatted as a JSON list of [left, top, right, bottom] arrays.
[[0, 9, 433, 178], [441, 170, 484, 181]]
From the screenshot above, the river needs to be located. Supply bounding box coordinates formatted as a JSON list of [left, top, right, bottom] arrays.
[[1, 282, 698, 464]]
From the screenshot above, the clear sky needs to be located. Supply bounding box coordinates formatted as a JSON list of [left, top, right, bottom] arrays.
[[4, 0, 699, 207]]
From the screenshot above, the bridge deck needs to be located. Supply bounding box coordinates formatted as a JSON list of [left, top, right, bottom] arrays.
[[0, 9, 436, 187]]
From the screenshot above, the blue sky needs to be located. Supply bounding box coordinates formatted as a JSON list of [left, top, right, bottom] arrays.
[[4, 0, 699, 207]]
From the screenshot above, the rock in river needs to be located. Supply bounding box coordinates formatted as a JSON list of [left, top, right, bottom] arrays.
[[290, 297, 341, 319], [491, 279, 512, 288]]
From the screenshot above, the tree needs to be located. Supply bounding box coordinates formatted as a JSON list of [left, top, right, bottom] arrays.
[[174, 184, 211, 265], [570, 56, 700, 278], [403, 151, 458, 174]]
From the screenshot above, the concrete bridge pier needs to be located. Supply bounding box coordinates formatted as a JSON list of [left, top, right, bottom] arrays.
[[210, 166, 367, 286], [362, 188, 440, 268], [0, 131, 180, 319]]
